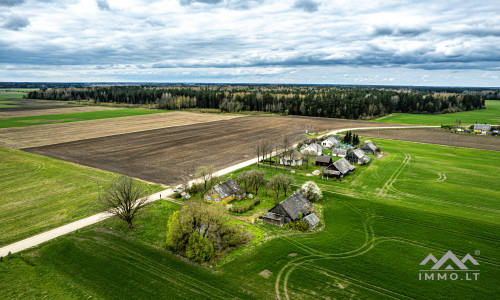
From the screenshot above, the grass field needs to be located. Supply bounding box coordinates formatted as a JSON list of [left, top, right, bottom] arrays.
[[0, 108, 164, 128], [0, 147, 163, 247], [0, 93, 25, 99], [1, 139, 498, 299], [374, 100, 500, 125]]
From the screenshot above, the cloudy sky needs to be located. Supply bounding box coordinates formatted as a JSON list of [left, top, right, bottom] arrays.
[[1, 0, 499, 86]]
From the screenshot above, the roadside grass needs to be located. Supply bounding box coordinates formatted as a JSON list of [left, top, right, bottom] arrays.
[[0, 108, 164, 128], [373, 100, 500, 125], [0, 147, 163, 247], [1, 139, 499, 299]]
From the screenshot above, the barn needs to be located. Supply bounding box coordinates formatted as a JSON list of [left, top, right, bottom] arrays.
[[315, 155, 332, 166], [361, 142, 377, 155], [262, 192, 318, 228], [346, 149, 370, 165], [323, 157, 355, 178]]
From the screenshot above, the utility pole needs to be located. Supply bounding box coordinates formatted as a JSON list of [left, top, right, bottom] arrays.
[[97, 179, 101, 202]]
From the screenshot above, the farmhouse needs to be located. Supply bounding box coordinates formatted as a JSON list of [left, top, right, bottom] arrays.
[[280, 150, 304, 166], [346, 149, 370, 165], [473, 124, 491, 133], [204, 179, 246, 204], [361, 142, 377, 155], [321, 136, 340, 149], [323, 157, 355, 178], [300, 143, 323, 156], [315, 155, 332, 166], [331, 148, 347, 157], [262, 192, 318, 228]]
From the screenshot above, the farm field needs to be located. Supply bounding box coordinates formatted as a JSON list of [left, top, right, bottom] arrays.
[[0, 146, 163, 247], [24, 116, 414, 185], [353, 127, 500, 151], [0, 111, 240, 149], [0, 108, 164, 128], [374, 100, 500, 125], [1, 138, 499, 299], [0, 93, 25, 99]]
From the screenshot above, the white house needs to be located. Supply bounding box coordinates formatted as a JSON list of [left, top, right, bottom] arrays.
[[280, 150, 304, 166], [300, 143, 323, 156], [321, 136, 340, 149]]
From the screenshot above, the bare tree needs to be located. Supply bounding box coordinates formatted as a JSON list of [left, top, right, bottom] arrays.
[[196, 165, 215, 190], [102, 176, 147, 229]]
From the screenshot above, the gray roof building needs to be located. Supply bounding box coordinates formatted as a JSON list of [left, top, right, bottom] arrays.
[[474, 124, 491, 131], [332, 157, 355, 174], [361, 142, 377, 154], [268, 192, 315, 222], [212, 179, 244, 199], [303, 213, 320, 228]]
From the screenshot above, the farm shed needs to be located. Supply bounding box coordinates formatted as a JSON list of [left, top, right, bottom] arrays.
[[263, 192, 315, 226], [361, 142, 377, 155], [331, 148, 347, 157], [204, 179, 246, 204], [280, 150, 304, 166], [473, 124, 491, 133], [302, 213, 320, 229], [315, 155, 332, 166], [323, 157, 355, 178], [321, 136, 340, 149], [300, 143, 323, 156], [346, 149, 370, 165]]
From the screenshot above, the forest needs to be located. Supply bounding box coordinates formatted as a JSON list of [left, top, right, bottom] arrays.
[[26, 85, 486, 119]]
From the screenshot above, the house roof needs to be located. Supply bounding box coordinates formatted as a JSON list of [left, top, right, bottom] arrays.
[[285, 150, 303, 160], [348, 148, 367, 159], [326, 136, 340, 144], [333, 158, 355, 174], [362, 142, 377, 151], [474, 124, 491, 131], [271, 192, 314, 220], [307, 143, 323, 151], [303, 213, 320, 228], [263, 212, 284, 221], [212, 179, 244, 199], [315, 155, 332, 164], [331, 149, 347, 155]]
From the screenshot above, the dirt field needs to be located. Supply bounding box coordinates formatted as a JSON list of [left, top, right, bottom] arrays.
[[24, 116, 411, 185], [0, 111, 241, 149], [354, 128, 500, 151]]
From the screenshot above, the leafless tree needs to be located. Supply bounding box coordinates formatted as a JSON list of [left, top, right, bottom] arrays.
[[196, 165, 215, 190], [102, 176, 147, 229]]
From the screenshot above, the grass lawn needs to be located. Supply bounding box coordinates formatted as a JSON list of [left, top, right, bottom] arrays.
[[0, 108, 164, 128], [373, 100, 500, 125], [0, 147, 163, 247], [1, 139, 499, 299]]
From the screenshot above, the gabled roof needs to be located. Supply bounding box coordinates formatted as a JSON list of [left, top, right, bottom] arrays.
[[326, 136, 340, 144], [315, 155, 332, 164], [332, 149, 347, 156], [303, 213, 320, 228], [270, 192, 314, 220], [284, 150, 303, 160], [474, 124, 491, 131], [348, 148, 367, 159], [333, 158, 355, 174], [212, 179, 244, 199], [361, 142, 377, 152], [305, 143, 323, 151]]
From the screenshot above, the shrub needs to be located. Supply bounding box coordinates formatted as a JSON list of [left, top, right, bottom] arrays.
[[173, 192, 182, 199], [284, 220, 309, 231], [185, 233, 214, 263], [229, 197, 261, 214], [299, 181, 323, 202]]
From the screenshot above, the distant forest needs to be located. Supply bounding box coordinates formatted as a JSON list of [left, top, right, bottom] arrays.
[[26, 85, 487, 119]]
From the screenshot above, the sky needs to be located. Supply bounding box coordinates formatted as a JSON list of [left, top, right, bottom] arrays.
[[1, 0, 499, 86]]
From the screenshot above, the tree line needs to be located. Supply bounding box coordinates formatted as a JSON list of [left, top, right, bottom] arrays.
[[27, 85, 485, 119]]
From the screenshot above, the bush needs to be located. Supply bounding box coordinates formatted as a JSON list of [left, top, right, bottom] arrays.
[[229, 197, 261, 214], [284, 220, 309, 231], [299, 181, 323, 202], [173, 192, 182, 199], [185, 233, 214, 263]]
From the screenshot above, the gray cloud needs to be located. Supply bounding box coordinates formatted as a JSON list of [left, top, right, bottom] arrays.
[[293, 0, 319, 13], [0, 0, 25, 7], [179, 0, 223, 5], [96, 0, 109, 10], [2, 14, 30, 30], [372, 25, 431, 37]]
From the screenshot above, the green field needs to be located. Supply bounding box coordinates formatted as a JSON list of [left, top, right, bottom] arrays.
[[1, 139, 499, 298], [0, 147, 163, 247], [374, 100, 500, 125], [0, 93, 25, 99], [0, 108, 164, 128]]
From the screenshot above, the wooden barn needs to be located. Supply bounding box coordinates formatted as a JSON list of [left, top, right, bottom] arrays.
[[323, 158, 355, 178], [346, 149, 370, 165], [204, 179, 246, 204], [262, 192, 318, 228], [315, 155, 332, 166], [361, 142, 377, 155]]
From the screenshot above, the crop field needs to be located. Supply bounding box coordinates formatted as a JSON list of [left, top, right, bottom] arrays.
[[354, 127, 500, 151], [374, 100, 500, 125], [1, 138, 498, 299], [24, 116, 411, 185], [0, 146, 163, 247], [0, 93, 25, 99]]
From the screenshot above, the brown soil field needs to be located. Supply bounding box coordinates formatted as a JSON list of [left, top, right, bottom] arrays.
[[0, 111, 240, 149], [354, 128, 500, 151], [24, 116, 412, 185], [0, 105, 116, 118]]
